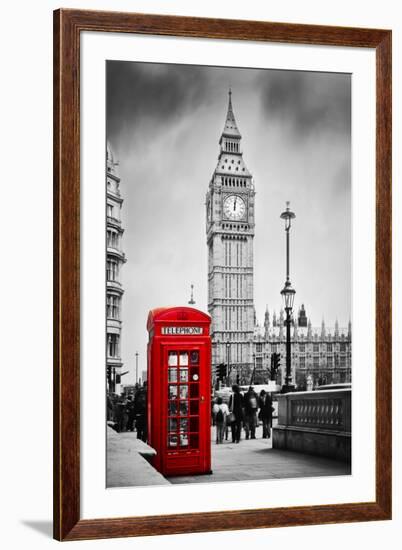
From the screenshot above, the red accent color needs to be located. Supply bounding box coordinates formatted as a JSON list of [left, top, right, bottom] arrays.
[[147, 307, 211, 477]]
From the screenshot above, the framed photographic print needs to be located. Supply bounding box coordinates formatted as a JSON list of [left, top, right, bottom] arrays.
[[53, 8, 391, 541]]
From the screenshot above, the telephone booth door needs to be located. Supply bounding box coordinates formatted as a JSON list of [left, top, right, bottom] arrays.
[[147, 307, 211, 477], [164, 345, 209, 475]]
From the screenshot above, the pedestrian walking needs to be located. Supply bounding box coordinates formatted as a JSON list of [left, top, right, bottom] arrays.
[[213, 397, 229, 444], [258, 389, 273, 438], [228, 384, 244, 443], [126, 395, 136, 432], [133, 385, 147, 442], [115, 397, 126, 433], [243, 386, 259, 439]]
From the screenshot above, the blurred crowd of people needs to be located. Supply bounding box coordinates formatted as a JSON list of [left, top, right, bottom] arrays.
[[212, 385, 274, 444], [107, 383, 147, 442]]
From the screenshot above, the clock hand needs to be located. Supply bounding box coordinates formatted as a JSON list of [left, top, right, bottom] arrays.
[[233, 198, 237, 211]]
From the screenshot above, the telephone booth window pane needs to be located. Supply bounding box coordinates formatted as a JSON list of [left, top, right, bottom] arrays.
[[179, 352, 188, 366], [179, 385, 188, 399], [179, 401, 189, 416], [168, 385, 178, 399], [190, 417, 199, 432], [168, 352, 178, 366], [190, 351, 199, 364], [190, 367, 199, 380], [168, 434, 178, 447], [189, 400, 199, 415], [180, 419, 188, 432], [179, 433, 189, 447], [168, 368, 177, 382], [189, 434, 199, 448], [169, 418, 178, 431], [169, 400, 178, 415], [179, 368, 188, 382], [189, 384, 199, 398]]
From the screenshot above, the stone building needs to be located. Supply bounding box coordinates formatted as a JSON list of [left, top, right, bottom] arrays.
[[106, 142, 126, 394], [206, 89, 256, 373], [252, 305, 352, 389], [206, 92, 351, 389]]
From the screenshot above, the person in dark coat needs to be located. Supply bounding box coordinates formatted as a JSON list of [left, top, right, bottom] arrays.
[[133, 386, 147, 442], [243, 386, 259, 439], [126, 396, 135, 432], [115, 397, 126, 433], [258, 389, 273, 438], [228, 384, 244, 443]]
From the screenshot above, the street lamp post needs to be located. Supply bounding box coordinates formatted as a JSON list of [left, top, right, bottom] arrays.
[[280, 201, 296, 393], [135, 351, 139, 386], [226, 343, 230, 386], [250, 352, 256, 386]]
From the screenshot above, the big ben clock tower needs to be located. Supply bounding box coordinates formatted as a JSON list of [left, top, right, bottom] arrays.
[[206, 90, 255, 378]]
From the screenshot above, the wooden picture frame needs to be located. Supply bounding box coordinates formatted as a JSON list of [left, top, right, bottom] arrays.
[[53, 8, 392, 541]]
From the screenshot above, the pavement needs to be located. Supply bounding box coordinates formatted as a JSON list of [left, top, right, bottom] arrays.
[[107, 425, 351, 488], [106, 427, 169, 487], [168, 424, 351, 485]]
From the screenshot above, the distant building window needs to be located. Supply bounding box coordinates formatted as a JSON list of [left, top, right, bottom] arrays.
[[299, 356, 305, 368], [327, 343, 333, 352], [299, 343, 305, 352], [256, 343, 262, 353], [271, 344, 277, 353], [313, 356, 319, 367], [256, 357, 262, 369], [107, 204, 114, 218], [327, 355, 333, 367], [340, 343, 347, 352], [107, 333, 119, 358], [107, 230, 118, 249], [340, 355, 346, 367], [107, 259, 118, 282], [313, 343, 319, 352], [107, 295, 120, 319]]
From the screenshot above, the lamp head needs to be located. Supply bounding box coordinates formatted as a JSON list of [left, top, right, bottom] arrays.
[[281, 280, 296, 310], [280, 201, 296, 230]]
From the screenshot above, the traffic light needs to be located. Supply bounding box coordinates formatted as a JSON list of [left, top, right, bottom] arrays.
[[270, 353, 281, 380], [215, 363, 227, 381]]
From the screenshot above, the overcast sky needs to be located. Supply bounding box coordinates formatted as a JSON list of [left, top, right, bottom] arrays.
[[107, 61, 351, 384]]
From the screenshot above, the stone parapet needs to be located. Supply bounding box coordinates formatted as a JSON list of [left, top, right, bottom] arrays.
[[273, 388, 351, 462]]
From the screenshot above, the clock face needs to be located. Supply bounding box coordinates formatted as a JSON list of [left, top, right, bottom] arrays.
[[223, 195, 246, 221]]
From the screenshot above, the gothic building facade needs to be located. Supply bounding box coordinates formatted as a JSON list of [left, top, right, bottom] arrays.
[[206, 93, 351, 389], [253, 305, 352, 389], [106, 142, 126, 393], [206, 89, 256, 374]]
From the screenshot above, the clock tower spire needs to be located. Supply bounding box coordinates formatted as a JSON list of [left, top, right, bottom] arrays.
[[206, 90, 255, 381]]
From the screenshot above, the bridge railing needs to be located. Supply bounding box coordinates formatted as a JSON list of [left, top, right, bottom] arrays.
[[273, 388, 351, 462]]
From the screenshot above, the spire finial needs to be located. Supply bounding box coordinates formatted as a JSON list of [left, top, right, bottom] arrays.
[[188, 284, 196, 305]]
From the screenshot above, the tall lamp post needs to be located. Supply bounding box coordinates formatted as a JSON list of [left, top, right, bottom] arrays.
[[280, 201, 296, 393], [226, 343, 230, 386], [135, 351, 139, 386]]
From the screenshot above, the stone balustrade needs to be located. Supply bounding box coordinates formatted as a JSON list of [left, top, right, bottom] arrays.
[[273, 388, 351, 462]]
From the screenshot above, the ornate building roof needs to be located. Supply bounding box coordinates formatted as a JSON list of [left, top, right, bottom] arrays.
[[221, 89, 241, 138], [214, 90, 252, 178]]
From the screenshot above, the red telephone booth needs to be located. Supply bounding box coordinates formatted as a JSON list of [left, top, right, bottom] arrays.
[[147, 306, 211, 477]]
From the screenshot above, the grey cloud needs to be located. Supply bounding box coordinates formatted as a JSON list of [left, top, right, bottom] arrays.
[[107, 61, 209, 144], [258, 70, 351, 138]]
